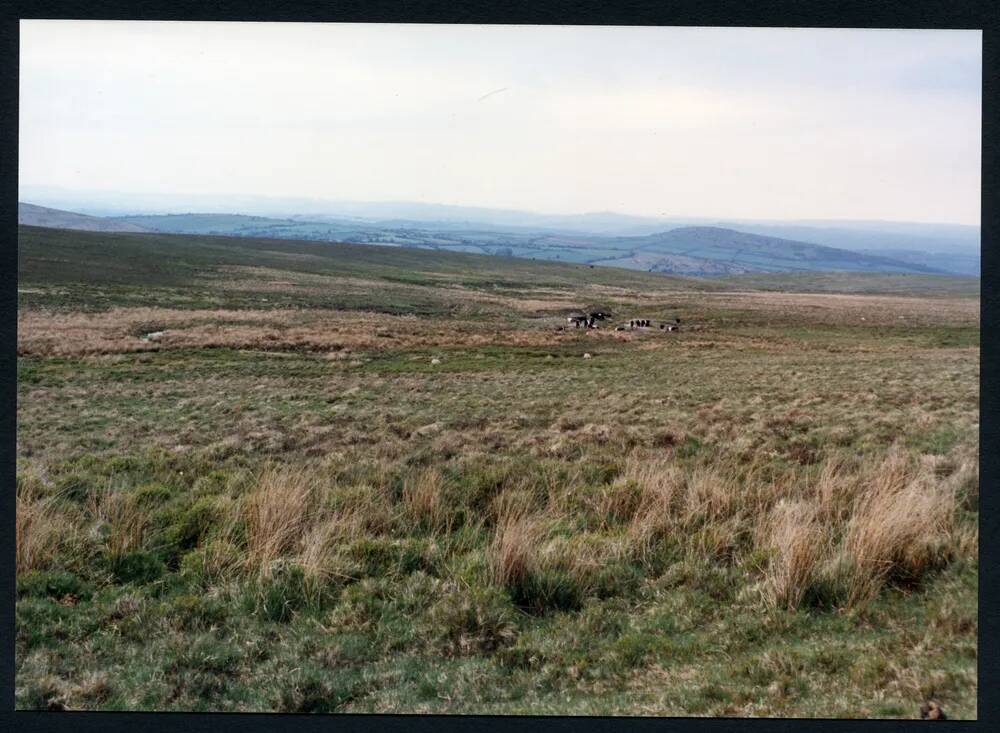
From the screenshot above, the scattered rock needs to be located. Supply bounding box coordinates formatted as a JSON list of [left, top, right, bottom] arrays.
[[920, 701, 946, 720], [139, 330, 166, 343], [583, 353, 592, 359], [430, 357, 441, 365]]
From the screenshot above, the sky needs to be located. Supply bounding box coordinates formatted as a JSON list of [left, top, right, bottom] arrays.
[[19, 21, 983, 225]]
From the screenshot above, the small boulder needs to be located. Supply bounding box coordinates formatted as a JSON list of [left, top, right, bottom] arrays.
[[919, 701, 946, 720]]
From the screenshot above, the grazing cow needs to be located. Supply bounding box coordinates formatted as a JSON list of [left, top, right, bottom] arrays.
[[659, 324, 665, 330]]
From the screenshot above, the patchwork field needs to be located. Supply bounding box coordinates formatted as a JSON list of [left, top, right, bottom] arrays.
[[16, 226, 979, 716]]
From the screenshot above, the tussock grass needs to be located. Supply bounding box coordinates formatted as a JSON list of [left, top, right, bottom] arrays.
[[243, 466, 318, 578], [16, 495, 64, 574], [760, 500, 826, 611], [402, 467, 452, 533], [88, 485, 147, 561], [756, 448, 959, 610], [841, 450, 956, 606], [487, 510, 546, 590]]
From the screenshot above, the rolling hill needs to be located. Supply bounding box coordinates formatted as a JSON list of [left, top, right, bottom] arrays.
[[17, 202, 152, 233], [18, 203, 960, 277], [598, 227, 949, 276]]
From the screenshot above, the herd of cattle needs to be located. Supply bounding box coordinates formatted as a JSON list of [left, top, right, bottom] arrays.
[[559, 310, 681, 332]]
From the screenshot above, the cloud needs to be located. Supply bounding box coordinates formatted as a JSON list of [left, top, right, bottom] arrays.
[[19, 21, 982, 224]]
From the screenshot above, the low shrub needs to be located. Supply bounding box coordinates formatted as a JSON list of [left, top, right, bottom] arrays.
[[170, 593, 229, 631], [110, 550, 165, 584], [17, 570, 89, 601], [508, 568, 584, 614], [179, 539, 242, 587], [252, 562, 331, 623], [425, 582, 518, 655]]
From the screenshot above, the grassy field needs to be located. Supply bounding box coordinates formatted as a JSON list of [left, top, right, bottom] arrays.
[[16, 226, 978, 716]]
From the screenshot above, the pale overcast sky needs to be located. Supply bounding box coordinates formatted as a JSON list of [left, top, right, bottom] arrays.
[[19, 21, 982, 224]]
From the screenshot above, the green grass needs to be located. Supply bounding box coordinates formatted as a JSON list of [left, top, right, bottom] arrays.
[[16, 226, 978, 716], [719, 271, 980, 297]]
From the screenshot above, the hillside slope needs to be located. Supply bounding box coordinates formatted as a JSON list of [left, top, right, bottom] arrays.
[[17, 224, 727, 314], [18, 202, 152, 233], [19, 204, 953, 277], [601, 227, 948, 275]]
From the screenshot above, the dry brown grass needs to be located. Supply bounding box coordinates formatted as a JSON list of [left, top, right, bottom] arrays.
[[752, 448, 960, 610], [16, 307, 569, 356], [622, 456, 685, 559], [16, 495, 64, 574], [841, 450, 957, 605], [487, 509, 547, 588], [760, 500, 826, 610], [402, 467, 452, 532], [297, 513, 364, 592], [88, 486, 147, 560], [689, 291, 979, 327], [243, 466, 318, 577]]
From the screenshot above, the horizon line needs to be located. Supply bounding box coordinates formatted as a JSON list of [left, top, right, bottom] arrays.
[[17, 187, 981, 230]]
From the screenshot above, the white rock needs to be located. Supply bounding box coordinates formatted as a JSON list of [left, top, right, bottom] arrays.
[[430, 358, 441, 365], [583, 353, 592, 359]]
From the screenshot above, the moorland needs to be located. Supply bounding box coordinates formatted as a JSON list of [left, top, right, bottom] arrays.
[[15, 224, 979, 716]]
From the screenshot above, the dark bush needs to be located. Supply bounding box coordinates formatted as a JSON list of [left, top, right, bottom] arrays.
[[426, 583, 518, 655], [111, 550, 165, 584], [17, 570, 90, 601], [508, 569, 583, 615], [170, 593, 229, 631]]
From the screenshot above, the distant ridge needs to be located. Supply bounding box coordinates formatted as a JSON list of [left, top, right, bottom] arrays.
[[17, 203, 964, 278], [601, 226, 950, 276], [18, 202, 152, 233]]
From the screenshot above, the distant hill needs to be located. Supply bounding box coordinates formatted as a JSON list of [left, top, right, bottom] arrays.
[[599, 227, 948, 276], [17, 204, 953, 277], [18, 186, 980, 248], [856, 249, 980, 277], [18, 202, 152, 233]]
